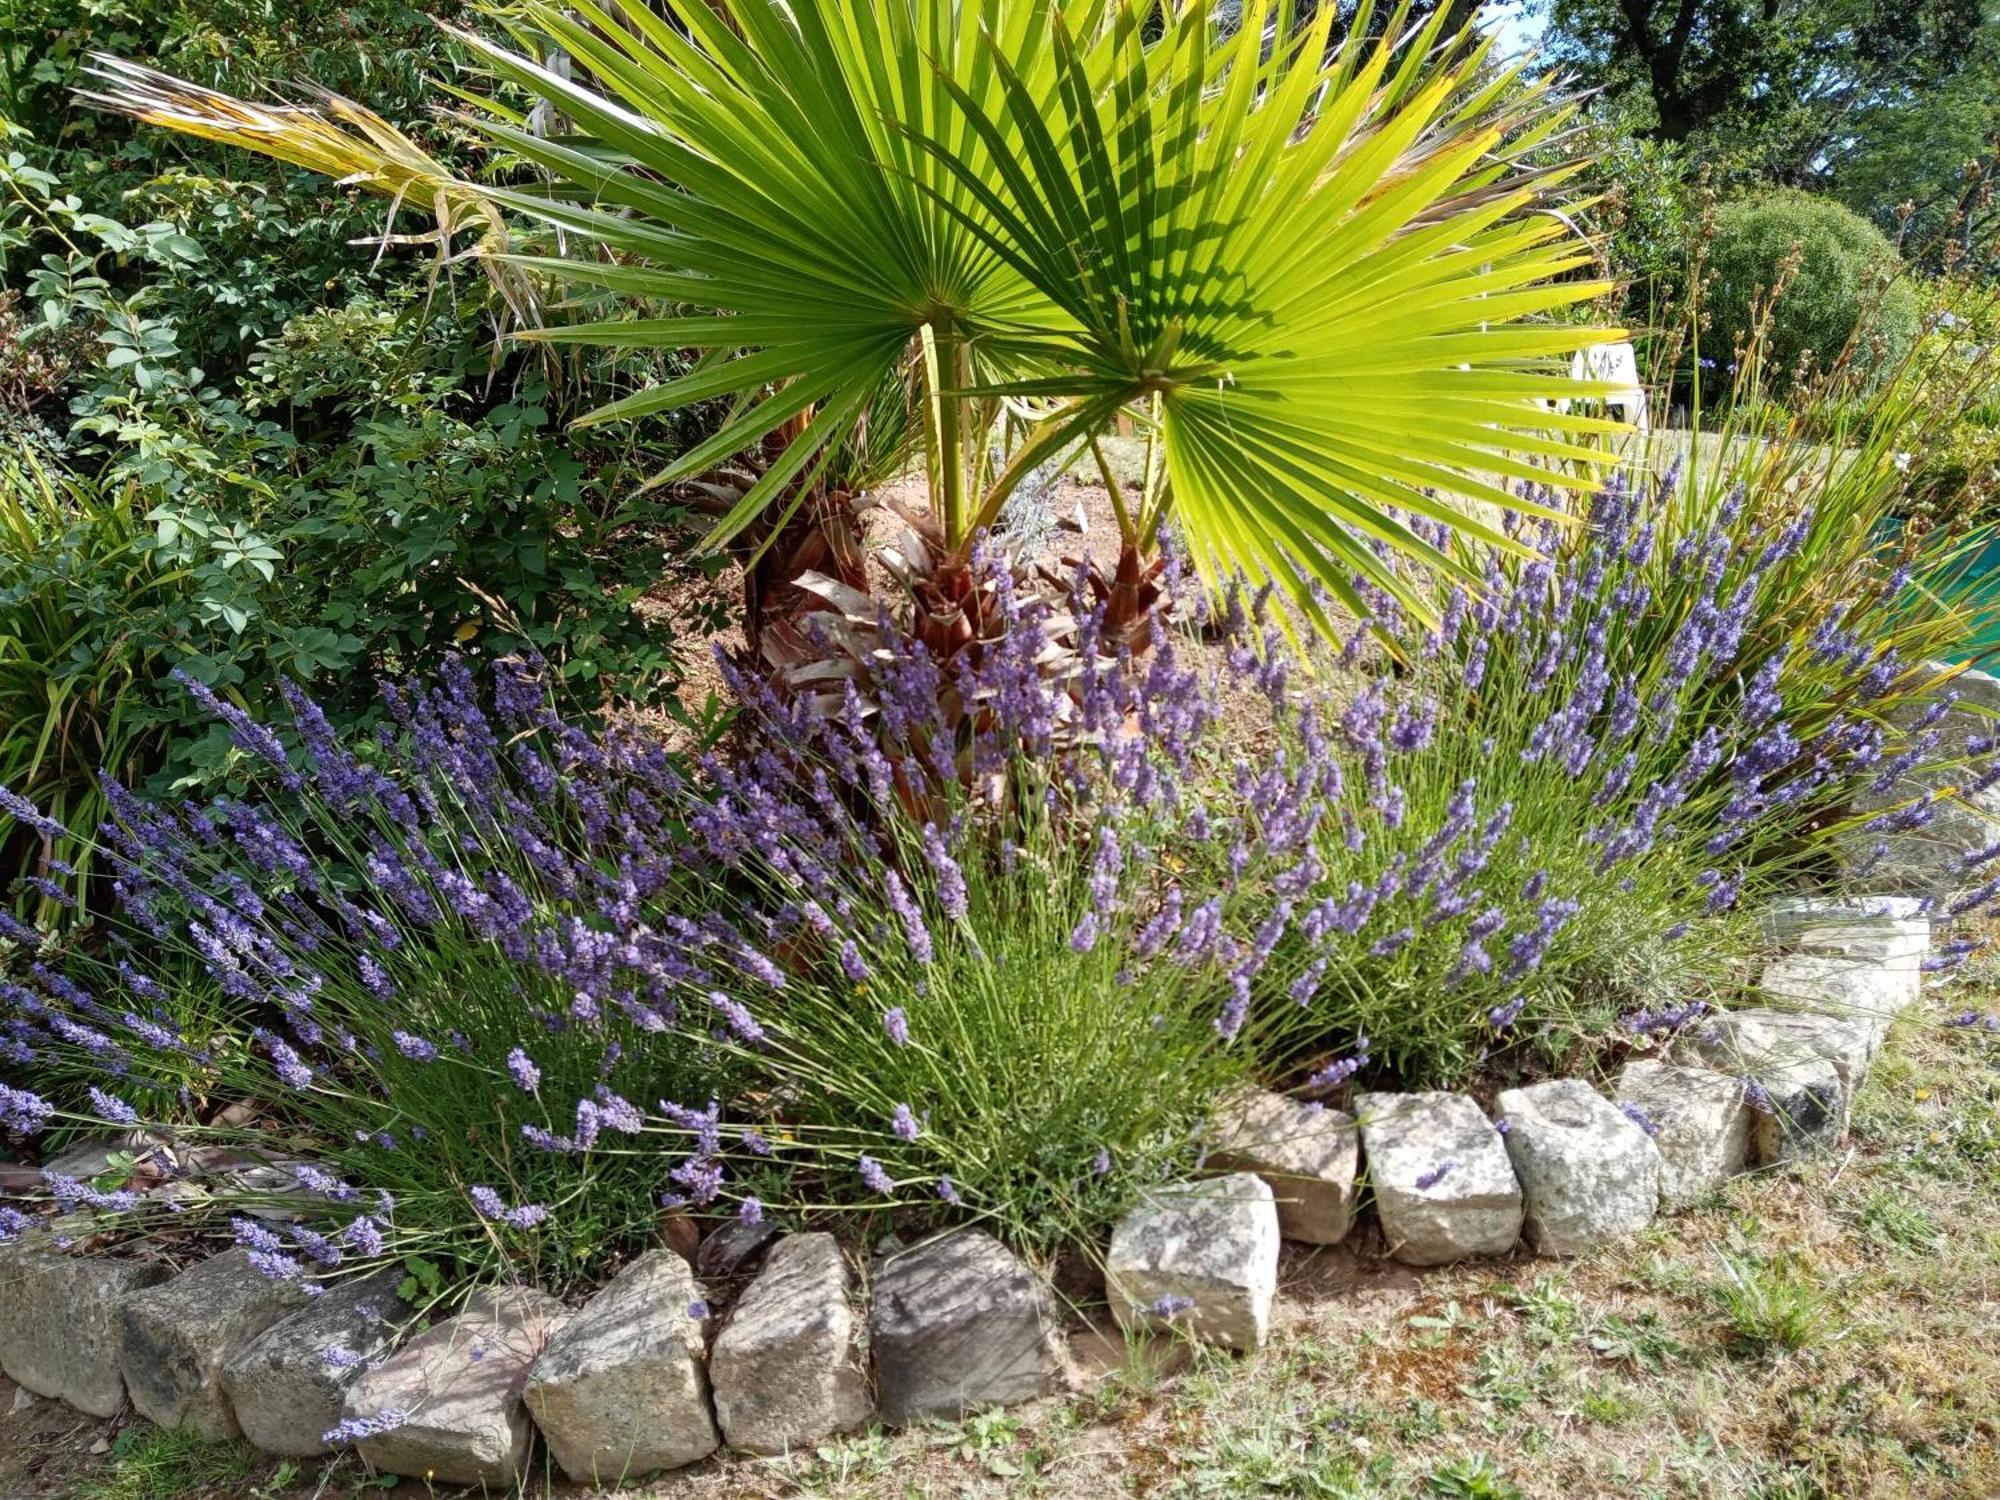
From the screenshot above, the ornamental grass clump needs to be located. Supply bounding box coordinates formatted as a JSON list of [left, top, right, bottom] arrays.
[[679, 561, 1306, 1248]]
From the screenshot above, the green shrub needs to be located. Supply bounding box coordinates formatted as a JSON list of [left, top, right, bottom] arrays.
[[0, 0, 476, 382], [1707, 189, 1922, 393], [0, 135, 706, 910], [0, 286, 701, 916], [0, 454, 182, 914]]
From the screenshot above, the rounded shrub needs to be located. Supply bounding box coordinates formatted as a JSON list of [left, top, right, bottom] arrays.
[[1707, 190, 1921, 392]]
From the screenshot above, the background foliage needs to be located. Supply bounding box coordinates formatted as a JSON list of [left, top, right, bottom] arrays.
[[0, 0, 722, 908]]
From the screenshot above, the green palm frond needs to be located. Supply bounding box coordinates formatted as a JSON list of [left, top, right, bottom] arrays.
[[82, 0, 1625, 631], [471, 0, 1622, 623]]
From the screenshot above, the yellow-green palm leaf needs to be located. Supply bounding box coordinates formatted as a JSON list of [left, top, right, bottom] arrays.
[[85, 0, 1625, 629]]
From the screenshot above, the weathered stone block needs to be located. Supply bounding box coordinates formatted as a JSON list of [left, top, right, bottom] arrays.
[[1495, 1079, 1660, 1254], [1759, 952, 1917, 1038], [221, 1269, 408, 1458], [1761, 895, 1929, 963], [346, 1286, 566, 1487], [712, 1232, 870, 1454], [120, 1249, 310, 1438], [1748, 1056, 1848, 1162], [1695, 1008, 1878, 1096], [1613, 1061, 1752, 1209], [870, 1229, 1065, 1423], [1105, 1173, 1279, 1351], [1355, 1092, 1522, 1266], [1205, 1090, 1359, 1244], [0, 1243, 169, 1416], [523, 1250, 718, 1483]]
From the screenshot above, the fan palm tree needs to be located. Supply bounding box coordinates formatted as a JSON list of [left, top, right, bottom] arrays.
[[86, 0, 1622, 683]]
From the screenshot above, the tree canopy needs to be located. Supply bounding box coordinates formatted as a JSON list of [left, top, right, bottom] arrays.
[[1538, 0, 1999, 264]]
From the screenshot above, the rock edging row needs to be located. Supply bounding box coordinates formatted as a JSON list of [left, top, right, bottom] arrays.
[[0, 896, 1930, 1486]]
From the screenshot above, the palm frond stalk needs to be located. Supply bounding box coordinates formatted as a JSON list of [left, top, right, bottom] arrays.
[[78, 55, 542, 339]]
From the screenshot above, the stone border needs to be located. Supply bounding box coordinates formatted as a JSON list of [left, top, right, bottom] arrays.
[[0, 897, 1933, 1486]]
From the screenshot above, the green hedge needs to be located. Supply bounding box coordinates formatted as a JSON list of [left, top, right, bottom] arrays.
[[1707, 189, 1921, 392]]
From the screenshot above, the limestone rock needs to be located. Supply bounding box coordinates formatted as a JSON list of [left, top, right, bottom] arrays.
[[1749, 1057, 1848, 1162], [0, 1243, 169, 1416], [870, 1229, 1066, 1423], [1105, 1174, 1280, 1351], [696, 1218, 780, 1279], [1495, 1079, 1660, 1254], [1205, 1090, 1359, 1244], [523, 1250, 718, 1482], [1761, 895, 1930, 963], [712, 1233, 870, 1454], [1355, 1092, 1523, 1266], [345, 1286, 566, 1487], [1759, 952, 1917, 1039], [1613, 1061, 1752, 1209], [120, 1249, 310, 1437], [221, 1269, 408, 1458], [1695, 1008, 1878, 1096]]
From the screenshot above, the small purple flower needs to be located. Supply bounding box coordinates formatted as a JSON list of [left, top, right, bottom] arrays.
[[1414, 1159, 1458, 1191], [87, 1086, 139, 1126], [293, 1163, 360, 1202], [323, 1407, 408, 1445], [391, 1030, 438, 1063], [858, 1155, 894, 1194], [506, 1047, 541, 1092], [470, 1185, 548, 1230], [0, 1084, 53, 1135], [339, 1216, 385, 1257], [1619, 1101, 1660, 1137]]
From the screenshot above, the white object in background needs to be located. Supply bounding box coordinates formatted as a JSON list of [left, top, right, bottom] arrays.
[[1569, 341, 1649, 432]]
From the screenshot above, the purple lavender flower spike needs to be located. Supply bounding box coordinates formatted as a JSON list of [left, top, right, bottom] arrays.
[[1414, 1160, 1458, 1191], [857, 1155, 894, 1195]]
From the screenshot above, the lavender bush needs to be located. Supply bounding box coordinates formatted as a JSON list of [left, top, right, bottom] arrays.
[[2, 442, 1994, 1283], [1226, 463, 1933, 1084], [0, 592, 1328, 1274], [0, 662, 765, 1294]]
